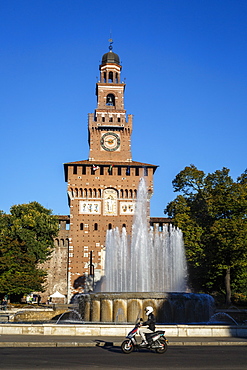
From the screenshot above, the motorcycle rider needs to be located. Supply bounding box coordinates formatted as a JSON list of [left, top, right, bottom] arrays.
[[139, 306, 156, 346]]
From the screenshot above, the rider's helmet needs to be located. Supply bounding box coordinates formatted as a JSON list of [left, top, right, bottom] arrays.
[[145, 306, 153, 316]]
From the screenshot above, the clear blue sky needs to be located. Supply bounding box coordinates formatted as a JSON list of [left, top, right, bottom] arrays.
[[1, 0, 247, 217]]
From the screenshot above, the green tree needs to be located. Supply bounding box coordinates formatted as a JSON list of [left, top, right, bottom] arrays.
[[165, 165, 247, 304], [0, 202, 59, 298]]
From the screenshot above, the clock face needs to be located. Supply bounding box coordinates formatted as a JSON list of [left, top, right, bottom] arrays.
[[100, 132, 120, 151]]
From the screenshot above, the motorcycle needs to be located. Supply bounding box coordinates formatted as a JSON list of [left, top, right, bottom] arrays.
[[121, 322, 168, 354]]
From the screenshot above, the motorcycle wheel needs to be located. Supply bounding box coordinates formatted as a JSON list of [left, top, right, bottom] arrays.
[[155, 338, 168, 354], [121, 339, 134, 354]]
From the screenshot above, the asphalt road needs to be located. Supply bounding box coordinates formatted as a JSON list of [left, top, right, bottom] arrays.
[[0, 345, 246, 370]]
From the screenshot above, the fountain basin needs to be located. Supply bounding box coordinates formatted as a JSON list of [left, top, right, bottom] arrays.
[[0, 323, 246, 338], [75, 292, 215, 324]]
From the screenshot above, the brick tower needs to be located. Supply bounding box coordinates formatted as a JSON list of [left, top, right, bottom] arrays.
[[64, 42, 158, 299]]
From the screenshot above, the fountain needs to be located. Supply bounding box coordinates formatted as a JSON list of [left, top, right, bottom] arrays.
[[56, 309, 83, 324], [208, 312, 239, 326], [75, 178, 214, 323]]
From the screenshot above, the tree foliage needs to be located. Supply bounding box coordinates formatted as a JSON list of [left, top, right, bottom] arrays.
[[165, 165, 247, 304], [0, 202, 59, 297]]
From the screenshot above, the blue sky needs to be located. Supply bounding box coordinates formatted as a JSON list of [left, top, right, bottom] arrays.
[[1, 0, 247, 217]]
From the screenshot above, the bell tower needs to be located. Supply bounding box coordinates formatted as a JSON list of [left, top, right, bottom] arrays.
[[88, 40, 132, 162], [64, 42, 158, 299]]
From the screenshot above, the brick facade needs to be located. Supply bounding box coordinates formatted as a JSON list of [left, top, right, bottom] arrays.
[[41, 46, 172, 303]]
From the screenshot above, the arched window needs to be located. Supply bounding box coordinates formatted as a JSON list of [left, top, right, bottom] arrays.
[[108, 223, 112, 230], [115, 73, 118, 83], [122, 224, 126, 229], [109, 71, 113, 82], [106, 94, 115, 106]]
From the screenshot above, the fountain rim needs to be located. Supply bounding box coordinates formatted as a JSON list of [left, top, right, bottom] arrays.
[[77, 292, 213, 299]]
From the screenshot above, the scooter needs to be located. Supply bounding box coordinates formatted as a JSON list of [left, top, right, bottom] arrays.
[[121, 321, 168, 354]]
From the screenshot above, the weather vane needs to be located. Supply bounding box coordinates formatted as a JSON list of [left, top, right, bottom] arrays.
[[108, 36, 113, 51]]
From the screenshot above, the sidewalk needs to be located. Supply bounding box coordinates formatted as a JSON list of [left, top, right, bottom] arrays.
[[0, 335, 247, 347]]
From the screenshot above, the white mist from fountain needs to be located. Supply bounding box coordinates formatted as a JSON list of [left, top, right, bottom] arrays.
[[103, 178, 188, 293]]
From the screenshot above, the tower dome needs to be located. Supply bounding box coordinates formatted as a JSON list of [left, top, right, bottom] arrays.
[[101, 50, 120, 65]]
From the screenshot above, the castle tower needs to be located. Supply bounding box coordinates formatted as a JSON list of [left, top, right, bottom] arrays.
[[64, 42, 158, 299]]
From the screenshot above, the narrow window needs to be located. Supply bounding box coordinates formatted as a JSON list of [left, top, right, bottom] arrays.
[[100, 167, 104, 175], [80, 223, 84, 230], [108, 223, 112, 230], [118, 167, 121, 176], [73, 166, 77, 174], [144, 167, 148, 176], [135, 167, 139, 176], [108, 166, 113, 175], [94, 223, 98, 231], [102, 116, 105, 122], [109, 71, 113, 82], [82, 166, 86, 175]]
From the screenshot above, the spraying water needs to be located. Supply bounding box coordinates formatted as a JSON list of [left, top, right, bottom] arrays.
[[103, 178, 188, 292]]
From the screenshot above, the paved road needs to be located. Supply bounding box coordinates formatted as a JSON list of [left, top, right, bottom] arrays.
[[1, 334, 247, 347], [0, 346, 247, 369]]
